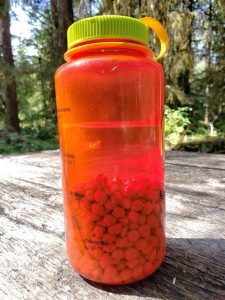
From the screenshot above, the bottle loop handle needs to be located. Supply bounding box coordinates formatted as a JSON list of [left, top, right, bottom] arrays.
[[139, 17, 169, 61]]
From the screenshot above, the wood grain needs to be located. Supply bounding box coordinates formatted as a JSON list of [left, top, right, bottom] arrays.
[[0, 150, 225, 300]]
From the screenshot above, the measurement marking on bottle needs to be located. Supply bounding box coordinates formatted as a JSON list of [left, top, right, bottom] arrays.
[[57, 107, 71, 113], [64, 152, 76, 165], [69, 191, 84, 198], [84, 239, 109, 246]]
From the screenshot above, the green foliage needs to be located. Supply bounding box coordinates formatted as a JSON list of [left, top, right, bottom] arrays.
[[165, 105, 191, 148], [0, 130, 58, 154]]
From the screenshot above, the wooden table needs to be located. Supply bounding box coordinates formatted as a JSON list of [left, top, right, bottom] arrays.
[[0, 151, 225, 300]]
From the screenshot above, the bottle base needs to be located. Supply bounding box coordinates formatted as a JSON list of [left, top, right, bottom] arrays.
[[68, 252, 165, 285], [65, 174, 166, 285]]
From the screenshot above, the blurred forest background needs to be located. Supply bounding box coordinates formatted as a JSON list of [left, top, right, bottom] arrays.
[[0, 0, 225, 154]]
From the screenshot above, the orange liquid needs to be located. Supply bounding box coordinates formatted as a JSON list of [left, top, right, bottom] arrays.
[[59, 122, 165, 284], [55, 41, 165, 284]]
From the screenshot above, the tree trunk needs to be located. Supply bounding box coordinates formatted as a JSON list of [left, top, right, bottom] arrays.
[[163, 0, 194, 102], [67, 0, 73, 24], [140, 0, 167, 23], [113, 0, 132, 16], [48, 0, 74, 118], [50, 0, 59, 48], [204, 0, 212, 125], [58, 0, 74, 55], [47, 0, 59, 119], [98, 0, 114, 15], [0, 0, 20, 132]]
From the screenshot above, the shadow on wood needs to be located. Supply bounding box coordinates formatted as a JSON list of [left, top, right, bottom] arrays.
[[84, 238, 225, 300]]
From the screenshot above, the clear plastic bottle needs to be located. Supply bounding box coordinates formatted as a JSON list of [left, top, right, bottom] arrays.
[[55, 15, 168, 285]]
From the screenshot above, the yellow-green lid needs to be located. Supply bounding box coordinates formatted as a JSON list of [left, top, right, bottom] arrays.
[[67, 15, 148, 49]]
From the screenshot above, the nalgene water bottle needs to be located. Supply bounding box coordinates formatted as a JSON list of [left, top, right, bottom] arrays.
[[55, 15, 169, 285]]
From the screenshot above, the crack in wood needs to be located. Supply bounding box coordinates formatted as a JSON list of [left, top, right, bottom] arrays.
[[0, 207, 64, 240], [165, 161, 225, 171]]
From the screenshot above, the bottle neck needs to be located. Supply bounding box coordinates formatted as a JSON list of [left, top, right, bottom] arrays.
[[64, 38, 153, 62]]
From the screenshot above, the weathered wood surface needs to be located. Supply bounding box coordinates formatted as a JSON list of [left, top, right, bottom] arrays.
[[0, 150, 224, 300]]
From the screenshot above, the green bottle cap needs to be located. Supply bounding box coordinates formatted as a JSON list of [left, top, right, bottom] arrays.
[[67, 15, 148, 49]]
